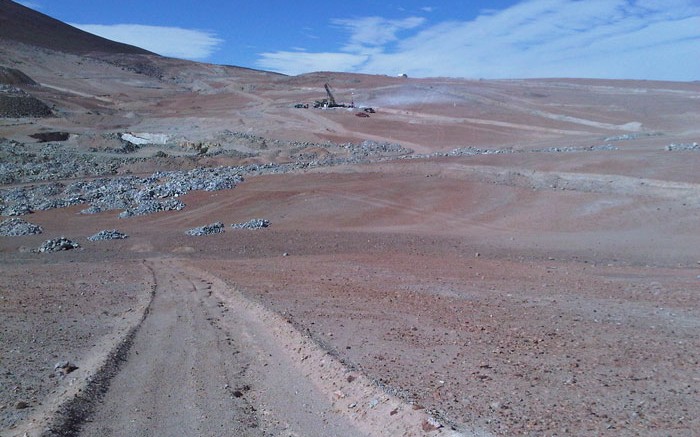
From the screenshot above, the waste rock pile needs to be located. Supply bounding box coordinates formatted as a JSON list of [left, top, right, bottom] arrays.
[[1, 166, 245, 218], [665, 143, 699, 151], [38, 237, 80, 253], [343, 140, 412, 159], [0, 85, 52, 118], [0, 139, 122, 185], [87, 229, 128, 241], [533, 144, 618, 153], [231, 219, 270, 230], [117, 198, 185, 218], [415, 143, 618, 159], [186, 222, 225, 236], [0, 217, 43, 236]]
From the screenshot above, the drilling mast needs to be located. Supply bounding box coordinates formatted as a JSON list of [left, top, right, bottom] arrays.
[[324, 83, 339, 107]]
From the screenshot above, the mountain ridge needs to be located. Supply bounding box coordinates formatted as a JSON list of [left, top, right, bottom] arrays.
[[0, 0, 154, 56]]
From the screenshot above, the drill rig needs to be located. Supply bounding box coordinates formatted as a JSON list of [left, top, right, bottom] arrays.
[[313, 83, 351, 108]]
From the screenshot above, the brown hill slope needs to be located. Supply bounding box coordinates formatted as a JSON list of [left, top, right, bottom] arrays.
[[0, 0, 153, 56]]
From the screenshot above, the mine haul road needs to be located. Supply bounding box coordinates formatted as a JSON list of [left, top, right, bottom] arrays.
[[73, 259, 465, 437]]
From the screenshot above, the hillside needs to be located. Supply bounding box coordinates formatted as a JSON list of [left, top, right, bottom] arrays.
[[0, 0, 153, 56]]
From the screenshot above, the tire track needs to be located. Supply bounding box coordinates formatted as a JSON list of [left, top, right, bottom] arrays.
[[77, 259, 259, 437], [3, 261, 157, 437]]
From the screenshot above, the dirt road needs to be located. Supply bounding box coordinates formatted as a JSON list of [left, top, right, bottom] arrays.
[[78, 259, 465, 437]]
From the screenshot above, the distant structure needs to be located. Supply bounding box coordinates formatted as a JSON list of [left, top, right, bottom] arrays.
[[314, 83, 351, 108], [398, 73, 408, 78]]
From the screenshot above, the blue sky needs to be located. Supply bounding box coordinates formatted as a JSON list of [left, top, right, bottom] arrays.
[[19, 0, 700, 81]]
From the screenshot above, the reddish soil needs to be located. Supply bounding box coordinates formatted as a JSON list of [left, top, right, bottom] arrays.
[[2, 152, 699, 436]]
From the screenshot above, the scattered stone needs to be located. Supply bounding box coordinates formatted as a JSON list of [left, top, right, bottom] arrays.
[[421, 417, 443, 431], [54, 361, 78, 376], [38, 237, 80, 253], [533, 144, 617, 153], [186, 222, 225, 236], [0, 218, 42, 236], [231, 218, 270, 229], [14, 401, 29, 410], [411, 143, 618, 160], [87, 229, 128, 241], [604, 133, 663, 142], [80, 205, 103, 215]]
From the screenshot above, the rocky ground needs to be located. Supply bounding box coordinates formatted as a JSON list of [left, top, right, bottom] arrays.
[[1, 140, 699, 436], [1, 41, 699, 436]]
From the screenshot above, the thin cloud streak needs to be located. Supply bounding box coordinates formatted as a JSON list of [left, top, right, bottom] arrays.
[[257, 51, 366, 76], [257, 0, 700, 80], [71, 24, 223, 60], [332, 16, 425, 49]]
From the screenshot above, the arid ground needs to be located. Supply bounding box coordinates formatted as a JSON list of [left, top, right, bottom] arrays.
[[1, 2, 700, 436]]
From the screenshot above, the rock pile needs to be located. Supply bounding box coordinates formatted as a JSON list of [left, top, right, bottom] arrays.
[[186, 222, 225, 236], [604, 132, 662, 142], [413, 143, 618, 159], [0, 85, 52, 118], [1, 166, 245, 218], [344, 140, 412, 159], [0, 217, 43, 236], [87, 229, 128, 241], [1, 204, 33, 216], [448, 146, 514, 156], [665, 143, 699, 151], [532, 144, 618, 153], [231, 219, 270, 230], [0, 139, 123, 184], [38, 237, 80, 253], [118, 198, 185, 218]]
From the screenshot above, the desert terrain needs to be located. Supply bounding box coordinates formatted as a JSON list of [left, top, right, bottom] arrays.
[[1, 1, 700, 436]]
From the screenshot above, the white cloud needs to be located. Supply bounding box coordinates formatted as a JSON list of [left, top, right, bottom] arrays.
[[256, 0, 700, 81], [332, 16, 425, 52], [71, 24, 223, 60], [257, 51, 366, 76], [257, 16, 424, 74]]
